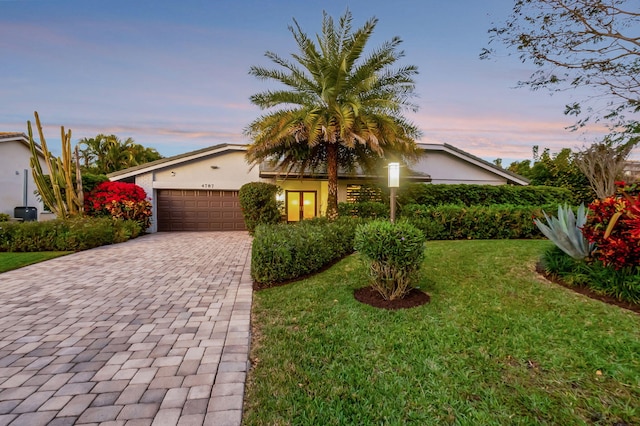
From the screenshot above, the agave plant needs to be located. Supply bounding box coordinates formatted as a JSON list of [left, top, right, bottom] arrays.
[[534, 204, 594, 260]]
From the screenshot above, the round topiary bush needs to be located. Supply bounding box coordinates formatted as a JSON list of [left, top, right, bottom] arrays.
[[354, 220, 425, 300]]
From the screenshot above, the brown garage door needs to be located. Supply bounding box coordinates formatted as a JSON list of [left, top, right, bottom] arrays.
[[157, 189, 246, 231]]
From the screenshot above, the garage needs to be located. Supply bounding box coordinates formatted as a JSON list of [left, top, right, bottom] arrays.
[[157, 189, 246, 232]]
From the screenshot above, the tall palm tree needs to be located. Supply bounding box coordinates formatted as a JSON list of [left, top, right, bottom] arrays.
[[245, 10, 422, 219]]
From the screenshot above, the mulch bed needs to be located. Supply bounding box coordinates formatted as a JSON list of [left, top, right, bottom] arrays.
[[535, 263, 640, 315], [354, 286, 430, 310]]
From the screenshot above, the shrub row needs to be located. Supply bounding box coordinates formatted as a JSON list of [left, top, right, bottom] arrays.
[[0, 217, 142, 252], [338, 201, 389, 219], [251, 217, 364, 286], [398, 183, 573, 207], [400, 204, 550, 240]]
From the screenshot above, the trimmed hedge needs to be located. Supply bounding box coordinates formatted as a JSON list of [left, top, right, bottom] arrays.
[[397, 183, 573, 207], [338, 201, 389, 219], [400, 204, 550, 240], [239, 182, 283, 235], [251, 217, 364, 286], [0, 217, 142, 252]]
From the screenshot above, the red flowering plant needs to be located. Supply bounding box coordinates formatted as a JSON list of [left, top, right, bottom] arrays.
[[85, 181, 152, 229], [581, 181, 640, 269]]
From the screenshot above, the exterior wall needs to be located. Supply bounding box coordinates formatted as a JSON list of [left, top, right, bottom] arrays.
[[413, 151, 508, 185], [135, 172, 156, 232], [125, 151, 261, 233], [0, 141, 47, 219], [153, 151, 259, 191]]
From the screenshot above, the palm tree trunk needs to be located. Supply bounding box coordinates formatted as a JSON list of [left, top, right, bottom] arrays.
[[326, 142, 339, 220]]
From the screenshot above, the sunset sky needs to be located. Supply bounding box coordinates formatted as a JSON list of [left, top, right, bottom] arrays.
[[1, 0, 631, 165]]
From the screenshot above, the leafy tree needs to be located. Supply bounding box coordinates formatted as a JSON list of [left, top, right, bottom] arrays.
[[574, 130, 639, 198], [508, 146, 595, 204], [78, 134, 162, 175], [482, 0, 640, 129], [245, 10, 422, 219]]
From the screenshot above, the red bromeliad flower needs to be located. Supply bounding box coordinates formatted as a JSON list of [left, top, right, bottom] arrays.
[[582, 184, 640, 269]]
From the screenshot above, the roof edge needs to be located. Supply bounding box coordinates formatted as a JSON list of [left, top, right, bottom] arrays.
[[419, 143, 530, 185], [108, 143, 248, 179], [0, 132, 45, 157]]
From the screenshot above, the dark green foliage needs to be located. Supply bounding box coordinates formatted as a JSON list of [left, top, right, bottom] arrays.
[[0, 217, 141, 252], [239, 182, 283, 235], [400, 204, 549, 240], [0, 214, 9, 222], [81, 173, 109, 194], [542, 246, 640, 304], [338, 201, 389, 219], [251, 217, 363, 285], [508, 147, 595, 204], [38, 173, 108, 212], [354, 220, 425, 268], [397, 183, 573, 207]]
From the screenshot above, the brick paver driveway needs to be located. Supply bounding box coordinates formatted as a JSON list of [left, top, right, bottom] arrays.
[[0, 232, 253, 426]]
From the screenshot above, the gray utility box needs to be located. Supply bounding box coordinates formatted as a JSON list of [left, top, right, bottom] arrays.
[[14, 206, 38, 221]]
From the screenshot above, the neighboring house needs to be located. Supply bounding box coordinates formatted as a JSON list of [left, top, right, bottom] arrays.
[[0, 132, 49, 220], [415, 143, 528, 185], [108, 142, 529, 232], [623, 160, 640, 181]]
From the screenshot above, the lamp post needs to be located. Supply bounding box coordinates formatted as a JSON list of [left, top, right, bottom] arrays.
[[388, 162, 399, 223]]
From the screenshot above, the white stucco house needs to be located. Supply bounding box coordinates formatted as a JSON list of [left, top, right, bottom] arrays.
[[0, 132, 49, 220], [108, 142, 528, 232]]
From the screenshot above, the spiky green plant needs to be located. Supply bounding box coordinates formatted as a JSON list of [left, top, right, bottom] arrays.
[[28, 111, 84, 218], [534, 203, 593, 259]]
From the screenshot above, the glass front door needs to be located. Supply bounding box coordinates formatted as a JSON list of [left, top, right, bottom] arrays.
[[286, 191, 317, 222]]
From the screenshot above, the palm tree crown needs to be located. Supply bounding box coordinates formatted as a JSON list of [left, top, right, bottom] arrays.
[[245, 10, 422, 219], [78, 134, 163, 175]]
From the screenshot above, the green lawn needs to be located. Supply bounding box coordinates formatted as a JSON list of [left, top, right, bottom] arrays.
[[0, 251, 71, 273], [244, 240, 640, 425]]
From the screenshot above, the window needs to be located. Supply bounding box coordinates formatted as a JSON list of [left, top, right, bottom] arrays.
[[346, 184, 383, 203]]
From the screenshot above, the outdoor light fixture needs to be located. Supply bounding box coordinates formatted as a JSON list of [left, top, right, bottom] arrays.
[[388, 162, 400, 223], [388, 163, 400, 188]]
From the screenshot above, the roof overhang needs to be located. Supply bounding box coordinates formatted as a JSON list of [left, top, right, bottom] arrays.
[[108, 144, 248, 181], [259, 168, 431, 183], [0, 132, 45, 158], [417, 143, 530, 186]]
